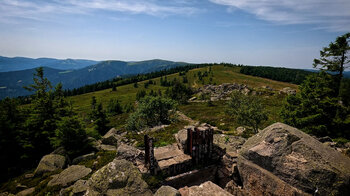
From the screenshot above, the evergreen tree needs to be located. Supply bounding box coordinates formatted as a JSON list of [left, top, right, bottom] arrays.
[[281, 72, 349, 138], [127, 96, 177, 131], [0, 98, 24, 182], [90, 99, 109, 135], [165, 82, 192, 104], [107, 98, 123, 115], [136, 90, 146, 101], [23, 67, 56, 157], [51, 116, 91, 157], [313, 33, 350, 97], [226, 92, 267, 133]]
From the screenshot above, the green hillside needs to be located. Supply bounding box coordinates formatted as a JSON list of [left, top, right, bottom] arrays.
[[69, 65, 297, 140]]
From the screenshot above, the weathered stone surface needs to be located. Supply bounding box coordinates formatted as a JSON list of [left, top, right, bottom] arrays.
[[98, 144, 117, 151], [179, 181, 232, 196], [280, 87, 296, 95], [116, 144, 143, 163], [102, 128, 119, 146], [235, 127, 246, 136], [87, 159, 152, 195], [34, 154, 66, 175], [154, 186, 180, 196], [239, 122, 350, 196], [214, 134, 246, 153], [15, 188, 35, 196], [224, 180, 249, 196], [48, 165, 91, 187], [72, 153, 95, 165], [238, 156, 307, 196]]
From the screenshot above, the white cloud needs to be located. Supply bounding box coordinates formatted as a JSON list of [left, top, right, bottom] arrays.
[[210, 0, 350, 32], [0, 0, 199, 23]]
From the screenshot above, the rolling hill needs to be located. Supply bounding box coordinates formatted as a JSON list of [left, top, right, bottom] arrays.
[[0, 56, 99, 72], [0, 59, 188, 99]]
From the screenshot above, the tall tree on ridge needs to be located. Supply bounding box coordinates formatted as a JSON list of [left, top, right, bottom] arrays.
[[313, 33, 350, 97]]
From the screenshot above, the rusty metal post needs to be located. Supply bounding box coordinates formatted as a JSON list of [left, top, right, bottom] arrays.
[[149, 137, 155, 175], [144, 135, 149, 165], [187, 128, 193, 155]]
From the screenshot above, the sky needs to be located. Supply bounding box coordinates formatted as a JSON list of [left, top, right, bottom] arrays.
[[0, 0, 349, 69]]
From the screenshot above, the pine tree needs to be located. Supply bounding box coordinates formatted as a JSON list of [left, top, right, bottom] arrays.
[[90, 97, 109, 135], [313, 33, 350, 97], [281, 72, 348, 138]]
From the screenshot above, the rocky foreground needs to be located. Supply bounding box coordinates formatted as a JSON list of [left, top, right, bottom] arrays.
[[1, 122, 350, 196]]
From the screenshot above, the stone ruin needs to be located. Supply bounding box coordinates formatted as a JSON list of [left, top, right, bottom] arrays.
[[141, 123, 243, 190]]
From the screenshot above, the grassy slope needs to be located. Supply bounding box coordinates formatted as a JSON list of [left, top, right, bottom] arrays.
[[69, 65, 297, 134], [1, 65, 298, 194]]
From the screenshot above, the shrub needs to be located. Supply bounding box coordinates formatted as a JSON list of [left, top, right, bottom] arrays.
[[127, 96, 177, 131]]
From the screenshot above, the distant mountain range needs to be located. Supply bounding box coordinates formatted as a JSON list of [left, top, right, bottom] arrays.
[[304, 69, 350, 78], [0, 57, 188, 99], [0, 56, 99, 72]]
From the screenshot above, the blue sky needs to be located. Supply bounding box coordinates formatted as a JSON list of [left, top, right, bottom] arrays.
[[0, 0, 349, 69]]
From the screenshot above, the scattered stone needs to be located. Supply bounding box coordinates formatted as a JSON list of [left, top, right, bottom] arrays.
[[34, 154, 66, 175], [50, 147, 66, 156], [24, 174, 34, 179], [224, 180, 248, 196], [87, 159, 152, 195], [16, 187, 35, 196], [179, 181, 232, 196], [98, 144, 117, 151], [189, 97, 197, 101], [101, 128, 119, 146], [239, 122, 350, 196], [154, 186, 180, 196], [48, 165, 91, 187], [235, 127, 246, 136], [213, 134, 246, 153], [317, 136, 333, 143], [15, 188, 35, 196], [116, 144, 144, 164], [72, 153, 96, 165], [196, 83, 251, 101], [280, 87, 296, 95]]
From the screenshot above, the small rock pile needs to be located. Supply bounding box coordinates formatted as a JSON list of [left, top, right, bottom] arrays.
[[195, 83, 251, 101]]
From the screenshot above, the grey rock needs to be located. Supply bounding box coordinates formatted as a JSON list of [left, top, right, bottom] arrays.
[[239, 122, 350, 196], [72, 153, 95, 165], [48, 165, 91, 187], [154, 186, 180, 196], [87, 159, 152, 195], [15, 188, 35, 196], [34, 154, 66, 175]]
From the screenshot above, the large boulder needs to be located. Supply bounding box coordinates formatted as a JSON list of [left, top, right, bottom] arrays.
[[154, 186, 180, 196], [87, 159, 152, 196], [238, 122, 350, 196], [72, 153, 96, 165], [48, 165, 91, 187], [15, 188, 35, 196], [116, 144, 144, 163], [101, 128, 119, 146], [34, 154, 66, 175], [179, 181, 232, 196]]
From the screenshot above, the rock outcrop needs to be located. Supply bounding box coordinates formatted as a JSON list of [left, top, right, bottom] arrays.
[[72, 153, 96, 165], [87, 159, 152, 195], [101, 128, 119, 146], [238, 122, 350, 196], [279, 87, 296, 95], [179, 181, 232, 196], [154, 186, 180, 196], [48, 165, 91, 187], [34, 154, 66, 175], [196, 83, 251, 101]]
